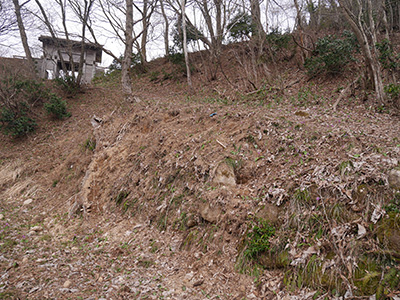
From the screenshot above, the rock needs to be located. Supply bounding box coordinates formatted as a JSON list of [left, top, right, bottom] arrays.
[[356, 224, 367, 239], [186, 215, 197, 228], [32, 215, 43, 224], [256, 204, 280, 225], [30, 226, 42, 232], [389, 169, 400, 190], [0, 214, 4, 220], [63, 280, 72, 288], [193, 279, 204, 287], [295, 111, 309, 117], [23, 199, 33, 206], [214, 162, 236, 186], [199, 202, 221, 223]]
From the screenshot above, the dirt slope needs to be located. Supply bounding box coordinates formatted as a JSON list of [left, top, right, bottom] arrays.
[[1, 55, 400, 300]]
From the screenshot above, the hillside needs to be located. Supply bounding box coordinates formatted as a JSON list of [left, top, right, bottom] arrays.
[[1, 45, 400, 300]]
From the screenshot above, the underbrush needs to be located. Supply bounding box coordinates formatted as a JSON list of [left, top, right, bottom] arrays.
[[0, 64, 71, 137], [240, 183, 400, 298]]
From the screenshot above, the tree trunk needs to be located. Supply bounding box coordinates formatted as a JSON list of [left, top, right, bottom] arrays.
[[122, 0, 133, 100], [35, 0, 68, 75], [214, 0, 222, 55], [160, 0, 169, 56], [265, 0, 269, 33], [338, 0, 386, 105], [75, 0, 94, 84], [181, 0, 192, 88], [12, 0, 36, 75], [140, 0, 148, 65], [251, 0, 264, 39], [59, 0, 75, 80]]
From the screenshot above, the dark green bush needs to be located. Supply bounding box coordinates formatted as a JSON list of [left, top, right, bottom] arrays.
[[266, 28, 292, 51], [0, 63, 71, 137], [108, 53, 142, 71], [168, 50, 185, 66], [54, 75, 82, 97], [304, 31, 358, 76], [172, 19, 204, 51], [227, 12, 254, 41], [13, 80, 49, 105], [44, 94, 71, 119], [376, 39, 400, 71], [384, 83, 400, 99], [0, 105, 37, 137]]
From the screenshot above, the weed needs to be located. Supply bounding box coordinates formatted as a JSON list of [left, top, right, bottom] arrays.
[[114, 190, 130, 206], [244, 219, 275, 258], [338, 160, 353, 176], [225, 157, 242, 171], [376, 39, 400, 71], [149, 71, 159, 82], [236, 218, 275, 276], [83, 137, 96, 152], [293, 188, 311, 205], [138, 258, 155, 268]]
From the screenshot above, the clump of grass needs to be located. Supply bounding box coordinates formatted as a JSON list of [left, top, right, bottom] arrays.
[[114, 190, 130, 206], [83, 137, 96, 152], [236, 218, 275, 276], [293, 188, 311, 205], [338, 160, 353, 176]]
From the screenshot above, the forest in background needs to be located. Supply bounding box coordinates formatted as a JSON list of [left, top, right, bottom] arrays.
[[1, 0, 400, 107]]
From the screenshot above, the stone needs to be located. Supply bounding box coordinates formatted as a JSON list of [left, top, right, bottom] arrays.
[[199, 202, 221, 223], [0, 214, 4, 220], [256, 204, 280, 225], [23, 199, 33, 206], [30, 226, 42, 232], [186, 215, 197, 228], [388, 169, 400, 190], [63, 280, 72, 288], [214, 162, 236, 186], [295, 111, 309, 117]]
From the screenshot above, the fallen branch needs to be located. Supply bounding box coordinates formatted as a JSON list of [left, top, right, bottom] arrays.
[[216, 139, 227, 148], [333, 78, 358, 111]]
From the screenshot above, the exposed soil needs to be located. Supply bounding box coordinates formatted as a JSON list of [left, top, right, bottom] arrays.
[[1, 49, 400, 300]]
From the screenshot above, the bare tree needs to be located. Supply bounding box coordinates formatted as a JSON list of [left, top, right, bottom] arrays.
[[181, 0, 192, 88], [159, 0, 169, 56], [68, 0, 96, 83], [122, 0, 134, 100], [134, 1, 158, 65], [0, 0, 17, 37], [250, 0, 265, 39], [34, 0, 69, 75], [12, 0, 36, 74], [338, 0, 386, 105]]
